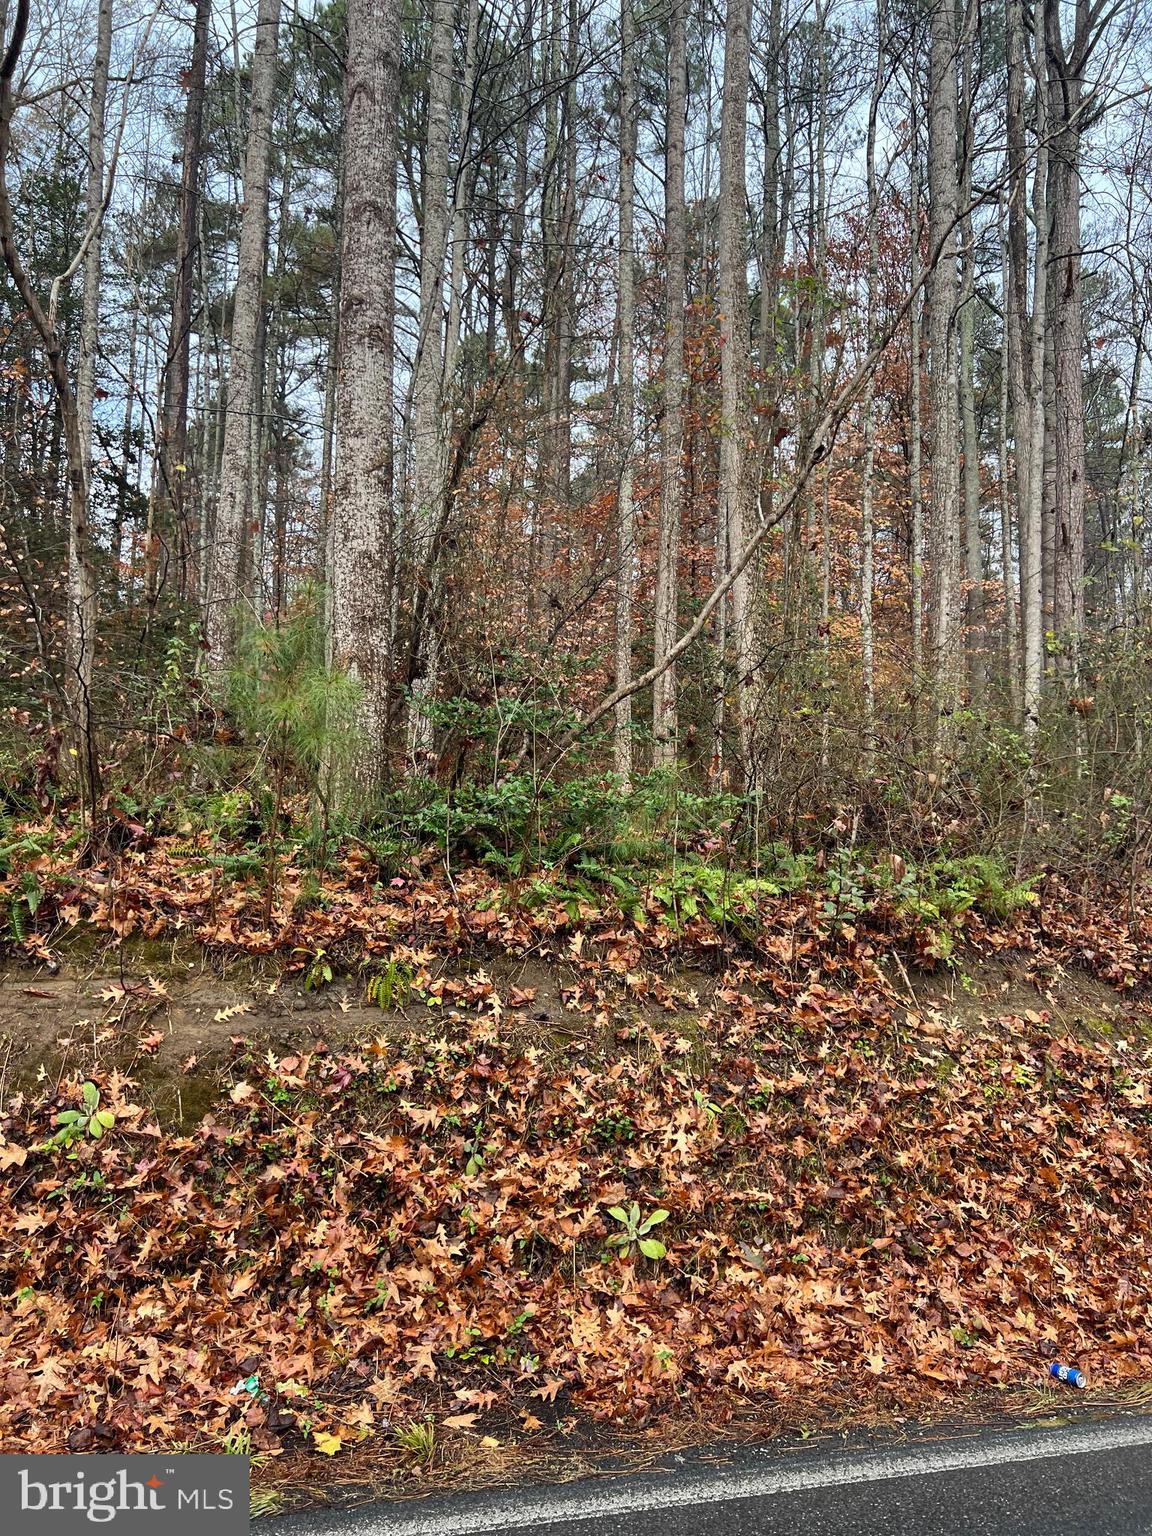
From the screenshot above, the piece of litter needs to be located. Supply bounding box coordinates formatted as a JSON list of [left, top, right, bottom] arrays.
[[1049, 1361, 1087, 1389]]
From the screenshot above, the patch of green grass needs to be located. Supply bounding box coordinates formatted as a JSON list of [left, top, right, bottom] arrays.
[[394, 1418, 436, 1465], [250, 1489, 283, 1519]]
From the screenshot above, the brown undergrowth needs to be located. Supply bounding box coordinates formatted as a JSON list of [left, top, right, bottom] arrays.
[[1, 832, 1151, 1493]]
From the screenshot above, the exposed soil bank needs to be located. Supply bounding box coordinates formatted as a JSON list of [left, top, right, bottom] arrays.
[[1, 930, 1140, 1130], [3, 872, 1151, 1486]]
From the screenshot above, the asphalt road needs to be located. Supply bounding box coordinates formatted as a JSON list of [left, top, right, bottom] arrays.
[[268, 1415, 1152, 1536]]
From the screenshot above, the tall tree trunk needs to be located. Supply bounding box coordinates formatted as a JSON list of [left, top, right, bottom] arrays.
[[1004, 0, 1036, 723], [554, 0, 578, 514], [261, 0, 301, 618], [77, 0, 111, 503], [329, 0, 399, 803], [1040, 316, 1057, 646], [958, 1, 984, 701], [1046, 0, 1087, 682], [505, 0, 535, 624], [246, 302, 269, 605], [958, 247, 983, 696], [318, 108, 344, 615], [927, 0, 962, 732], [612, 0, 636, 786], [997, 191, 1022, 713], [408, 0, 455, 760], [757, 0, 784, 374], [154, 0, 210, 608], [652, 0, 686, 769], [318, 214, 341, 590], [813, 7, 831, 776], [908, 68, 925, 686], [70, 0, 112, 812], [207, 0, 281, 670], [116, 269, 140, 581], [445, 0, 478, 379], [411, 0, 454, 543], [539, 0, 562, 529], [503, 0, 532, 363], [860, 0, 886, 749], [1023, 0, 1049, 730], [717, 0, 753, 775], [539, 0, 575, 528]]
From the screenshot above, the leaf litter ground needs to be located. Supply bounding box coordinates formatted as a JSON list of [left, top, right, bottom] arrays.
[[2, 835, 1152, 1505]]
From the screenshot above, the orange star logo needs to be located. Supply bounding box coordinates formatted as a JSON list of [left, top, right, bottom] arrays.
[[146, 1477, 164, 1489]]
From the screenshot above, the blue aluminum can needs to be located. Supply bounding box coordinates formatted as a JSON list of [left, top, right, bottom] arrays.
[[1050, 1362, 1087, 1389]]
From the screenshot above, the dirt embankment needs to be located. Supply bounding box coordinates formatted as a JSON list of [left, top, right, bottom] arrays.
[[0, 927, 1141, 1127], [3, 883, 1152, 1493]]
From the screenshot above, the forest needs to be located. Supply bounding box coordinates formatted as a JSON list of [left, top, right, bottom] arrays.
[[1, 0, 1152, 1500], [0, 0, 1148, 845]]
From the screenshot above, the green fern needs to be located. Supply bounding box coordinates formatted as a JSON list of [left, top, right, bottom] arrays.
[[366, 960, 414, 1011]]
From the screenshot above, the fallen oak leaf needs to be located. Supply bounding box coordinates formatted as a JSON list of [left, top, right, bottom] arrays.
[[443, 1413, 479, 1430], [214, 1002, 253, 1023], [313, 1431, 342, 1456]]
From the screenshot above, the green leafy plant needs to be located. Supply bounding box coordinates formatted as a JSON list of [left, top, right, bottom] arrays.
[[41, 1082, 116, 1151], [821, 850, 871, 928], [463, 1132, 489, 1176], [650, 861, 776, 938], [298, 946, 333, 992], [606, 1201, 670, 1260], [360, 771, 746, 885], [592, 1112, 636, 1144]]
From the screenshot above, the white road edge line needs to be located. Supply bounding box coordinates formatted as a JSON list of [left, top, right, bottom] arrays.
[[287, 1417, 1152, 1536]]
